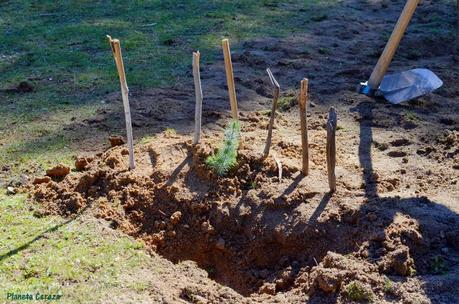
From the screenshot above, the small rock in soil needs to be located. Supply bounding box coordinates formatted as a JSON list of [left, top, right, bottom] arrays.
[[6, 186, 16, 195], [215, 237, 225, 250], [170, 211, 182, 225]]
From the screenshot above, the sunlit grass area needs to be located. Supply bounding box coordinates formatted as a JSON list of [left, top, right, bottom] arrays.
[[0, 191, 158, 303], [0, 0, 336, 179]]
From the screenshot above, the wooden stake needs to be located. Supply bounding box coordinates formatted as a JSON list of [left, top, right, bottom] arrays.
[[107, 35, 135, 170], [327, 107, 337, 193], [222, 39, 238, 120], [274, 155, 283, 182], [299, 78, 309, 175], [263, 68, 280, 158], [192, 51, 203, 145]]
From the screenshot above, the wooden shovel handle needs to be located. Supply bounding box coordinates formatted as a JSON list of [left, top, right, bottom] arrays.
[[368, 0, 420, 90]]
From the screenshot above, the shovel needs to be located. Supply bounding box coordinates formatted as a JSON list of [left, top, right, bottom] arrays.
[[358, 0, 443, 104]]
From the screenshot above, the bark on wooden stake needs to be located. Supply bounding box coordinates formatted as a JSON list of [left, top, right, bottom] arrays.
[[327, 107, 338, 193], [299, 78, 309, 175], [222, 39, 238, 120], [192, 51, 203, 145], [263, 68, 280, 158], [107, 35, 136, 170]]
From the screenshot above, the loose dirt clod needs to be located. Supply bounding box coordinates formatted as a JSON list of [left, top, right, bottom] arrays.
[[109, 135, 125, 147], [46, 164, 70, 178], [75, 156, 93, 171], [33, 176, 51, 185]]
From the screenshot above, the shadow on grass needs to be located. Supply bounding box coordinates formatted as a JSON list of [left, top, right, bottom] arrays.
[[0, 205, 89, 262]]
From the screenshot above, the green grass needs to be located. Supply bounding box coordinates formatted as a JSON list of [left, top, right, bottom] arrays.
[[278, 96, 297, 111], [0, 191, 158, 303], [0, 0, 337, 179], [383, 277, 394, 294], [344, 280, 374, 302], [163, 127, 177, 137]]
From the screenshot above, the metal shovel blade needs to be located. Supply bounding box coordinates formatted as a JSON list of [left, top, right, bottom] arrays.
[[377, 68, 443, 104]]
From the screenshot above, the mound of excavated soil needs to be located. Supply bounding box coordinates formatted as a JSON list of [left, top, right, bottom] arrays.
[[31, 112, 459, 303]]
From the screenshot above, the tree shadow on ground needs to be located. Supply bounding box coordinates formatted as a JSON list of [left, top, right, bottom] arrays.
[[346, 100, 459, 304]]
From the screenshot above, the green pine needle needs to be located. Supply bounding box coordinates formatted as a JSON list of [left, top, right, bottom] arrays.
[[206, 120, 241, 176]]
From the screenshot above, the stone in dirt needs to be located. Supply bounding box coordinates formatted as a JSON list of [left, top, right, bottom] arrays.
[[109, 136, 125, 147], [46, 164, 70, 178], [6, 186, 16, 195], [170, 211, 182, 225]]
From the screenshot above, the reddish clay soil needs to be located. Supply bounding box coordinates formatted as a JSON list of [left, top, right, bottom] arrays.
[[29, 0, 459, 303]]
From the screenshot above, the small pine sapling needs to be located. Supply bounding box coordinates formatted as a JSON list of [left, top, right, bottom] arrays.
[[206, 120, 241, 176]]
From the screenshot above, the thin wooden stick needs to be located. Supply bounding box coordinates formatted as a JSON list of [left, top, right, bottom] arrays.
[[327, 107, 337, 193], [299, 78, 309, 175], [222, 39, 238, 120], [192, 51, 203, 145], [107, 35, 135, 170], [274, 156, 283, 182], [263, 68, 280, 158]]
